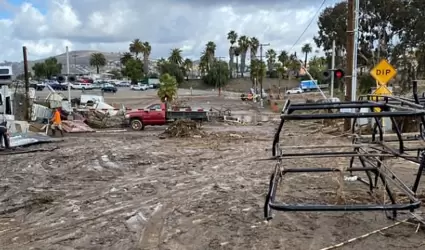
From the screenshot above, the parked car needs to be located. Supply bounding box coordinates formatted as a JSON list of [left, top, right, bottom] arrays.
[[117, 81, 131, 87], [71, 83, 94, 90], [48, 83, 68, 91], [286, 87, 303, 94], [130, 85, 148, 91], [101, 84, 117, 93]]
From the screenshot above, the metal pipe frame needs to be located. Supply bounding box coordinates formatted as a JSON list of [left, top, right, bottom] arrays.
[[266, 84, 425, 220]]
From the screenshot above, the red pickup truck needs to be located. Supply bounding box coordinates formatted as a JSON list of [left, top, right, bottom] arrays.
[[125, 103, 209, 130]]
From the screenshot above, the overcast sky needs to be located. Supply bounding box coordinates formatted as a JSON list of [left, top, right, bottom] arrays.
[[0, 0, 340, 62]]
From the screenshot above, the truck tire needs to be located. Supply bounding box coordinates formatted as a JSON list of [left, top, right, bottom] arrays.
[[130, 119, 144, 131]]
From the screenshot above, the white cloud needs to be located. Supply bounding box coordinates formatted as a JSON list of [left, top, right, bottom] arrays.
[[0, 0, 334, 62]]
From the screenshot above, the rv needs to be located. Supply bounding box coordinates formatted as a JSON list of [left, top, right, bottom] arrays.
[[0, 66, 13, 117]]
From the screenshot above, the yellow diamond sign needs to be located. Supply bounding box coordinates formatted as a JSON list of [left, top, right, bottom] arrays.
[[370, 59, 397, 86], [372, 85, 392, 112]]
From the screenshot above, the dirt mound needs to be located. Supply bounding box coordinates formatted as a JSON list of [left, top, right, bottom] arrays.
[[160, 120, 204, 138]]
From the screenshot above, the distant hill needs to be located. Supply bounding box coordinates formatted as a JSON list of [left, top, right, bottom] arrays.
[[1, 50, 124, 75], [1, 50, 202, 75]]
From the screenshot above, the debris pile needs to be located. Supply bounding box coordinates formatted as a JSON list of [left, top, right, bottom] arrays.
[[159, 119, 204, 138], [85, 110, 126, 129]]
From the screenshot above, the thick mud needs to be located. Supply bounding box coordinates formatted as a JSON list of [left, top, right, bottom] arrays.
[[0, 123, 424, 250]]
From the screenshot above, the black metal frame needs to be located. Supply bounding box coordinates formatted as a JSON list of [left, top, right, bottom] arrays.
[[264, 84, 425, 220]]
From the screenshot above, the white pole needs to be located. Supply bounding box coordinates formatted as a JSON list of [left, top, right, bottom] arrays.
[[330, 40, 335, 98], [66, 46, 71, 102], [351, 0, 360, 101]]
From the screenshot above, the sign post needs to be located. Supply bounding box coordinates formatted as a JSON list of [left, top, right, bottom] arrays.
[[369, 59, 397, 131]]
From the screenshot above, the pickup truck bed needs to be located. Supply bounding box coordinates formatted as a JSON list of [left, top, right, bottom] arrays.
[[166, 111, 209, 121]]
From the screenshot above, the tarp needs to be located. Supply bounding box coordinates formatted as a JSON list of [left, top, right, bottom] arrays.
[[61, 120, 95, 133]]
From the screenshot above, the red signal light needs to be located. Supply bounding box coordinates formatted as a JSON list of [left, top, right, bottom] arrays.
[[334, 69, 344, 79]]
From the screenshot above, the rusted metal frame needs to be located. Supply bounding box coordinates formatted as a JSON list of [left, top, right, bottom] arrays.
[[359, 151, 418, 200]]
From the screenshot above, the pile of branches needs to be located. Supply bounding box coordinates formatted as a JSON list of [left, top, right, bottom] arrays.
[[160, 119, 204, 138], [85, 110, 126, 129]]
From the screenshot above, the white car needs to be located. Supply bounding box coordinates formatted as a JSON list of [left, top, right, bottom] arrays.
[[286, 87, 303, 94], [130, 85, 148, 91], [117, 81, 131, 87], [71, 83, 94, 90]]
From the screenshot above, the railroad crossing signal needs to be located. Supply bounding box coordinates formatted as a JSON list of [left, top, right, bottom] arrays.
[[370, 59, 397, 86], [322, 69, 345, 79]]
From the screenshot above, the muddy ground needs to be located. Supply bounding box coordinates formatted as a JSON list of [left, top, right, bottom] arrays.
[[1, 94, 425, 250]]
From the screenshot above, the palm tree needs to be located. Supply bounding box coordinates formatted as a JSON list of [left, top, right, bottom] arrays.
[[120, 52, 133, 66], [168, 48, 183, 65], [158, 73, 178, 102], [89, 53, 106, 74], [238, 35, 249, 77], [233, 47, 241, 77], [302, 43, 313, 67], [227, 30, 238, 77], [205, 41, 216, 70], [249, 37, 259, 61], [183, 58, 193, 80], [278, 50, 289, 67], [129, 39, 144, 59], [155, 57, 167, 72], [250, 59, 266, 92], [265, 49, 277, 72], [142, 41, 151, 75]]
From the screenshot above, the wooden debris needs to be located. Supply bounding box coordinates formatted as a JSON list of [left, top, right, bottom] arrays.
[[160, 120, 204, 138]]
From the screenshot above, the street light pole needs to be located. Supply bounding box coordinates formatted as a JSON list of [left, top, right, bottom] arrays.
[[259, 43, 270, 101]]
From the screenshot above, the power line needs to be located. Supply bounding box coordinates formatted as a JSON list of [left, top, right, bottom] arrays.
[[288, 0, 327, 53]]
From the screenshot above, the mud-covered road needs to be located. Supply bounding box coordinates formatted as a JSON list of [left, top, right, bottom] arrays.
[[0, 122, 424, 250]]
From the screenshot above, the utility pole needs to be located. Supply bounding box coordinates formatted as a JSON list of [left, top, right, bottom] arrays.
[[22, 46, 30, 121], [330, 40, 336, 98], [66, 46, 71, 102], [352, 0, 360, 101], [344, 0, 355, 131], [259, 43, 270, 101]]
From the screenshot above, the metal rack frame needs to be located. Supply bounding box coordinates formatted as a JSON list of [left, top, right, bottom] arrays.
[[264, 85, 425, 220]]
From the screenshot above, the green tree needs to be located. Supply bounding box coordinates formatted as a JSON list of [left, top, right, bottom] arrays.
[[32, 57, 62, 79], [90, 53, 106, 74], [265, 49, 277, 73], [202, 60, 230, 96], [32, 62, 46, 79], [129, 39, 144, 59], [157, 61, 184, 85], [205, 41, 216, 70], [278, 50, 289, 69], [142, 41, 151, 74], [123, 58, 144, 84], [120, 52, 133, 66], [108, 69, 122, 79], [183, 58, 193, 80], [168, 48, 183, 65], [227, 30, 238, 78], [250, 59, 266, 89], [301, 43, 312, 67], [238, 35, 249, 77], [157, 73, 178, 102], [249, 37, 260, 61]]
